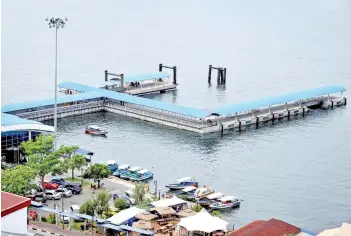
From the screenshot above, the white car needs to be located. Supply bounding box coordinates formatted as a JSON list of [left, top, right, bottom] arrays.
[[55, 188, 72, 197], [124, 189, 135, 205], [45, 190, 62, 200]]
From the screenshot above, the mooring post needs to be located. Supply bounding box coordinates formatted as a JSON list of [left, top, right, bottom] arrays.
[[120, 74, 124, 90], [208, 65, 212, 83], [105, 70, 108, 82], [217, 69, 221, 84], [173, 66, 177, 84], [159, 63, 163, 72], [223, 68, 227, 84], [220, 68, 225, 84]]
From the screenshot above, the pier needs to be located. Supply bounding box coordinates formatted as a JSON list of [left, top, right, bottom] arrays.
[[2, 81, 346, 134]]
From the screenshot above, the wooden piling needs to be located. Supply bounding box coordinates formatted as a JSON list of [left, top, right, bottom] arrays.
[[217, 69, 221, 84], [223, 68, 227, 84], [159, 64, 163, 72], [120, 74, 124, 89], [173, 66, 177, 84], [208, 65, 212, 84], [105, 70, 108, 82]]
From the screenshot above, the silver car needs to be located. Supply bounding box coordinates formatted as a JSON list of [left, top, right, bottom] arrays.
[[55, 188, 72, 197], [45, 190, 62, 200]]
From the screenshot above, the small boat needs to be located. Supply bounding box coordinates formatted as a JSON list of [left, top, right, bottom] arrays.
[[107, 160, 118, 172], [165, 177, 198, 190], [188, 187, 214, 201], [85, 125, 108, 136], [209, 196, 241, 210], [130, 169, 153, 182], [197, 192, 224, 206], [175, 186, 198, 199], [120, 167, 141, 180], [113, 165, 130, 177]]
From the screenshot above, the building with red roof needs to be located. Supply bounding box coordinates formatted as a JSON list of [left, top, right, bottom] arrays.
[[1, 191, 31, 235], [229, 218, 315, 236]]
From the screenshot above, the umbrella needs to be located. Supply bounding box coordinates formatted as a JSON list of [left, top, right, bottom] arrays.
[[177, 209, 197, 218], [132, 220, 153, 230], [154, 207, 176, 216], [135, 212, 158, 221]]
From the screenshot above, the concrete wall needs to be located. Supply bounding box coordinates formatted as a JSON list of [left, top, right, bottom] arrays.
[[1, 207, 28, 234]]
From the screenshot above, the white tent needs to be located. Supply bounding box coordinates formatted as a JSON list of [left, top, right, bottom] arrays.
[[177, 209, 228, 233], [318, 223, 351, 236], [151, 197, 186, 208], [107, 207, 145, 225]]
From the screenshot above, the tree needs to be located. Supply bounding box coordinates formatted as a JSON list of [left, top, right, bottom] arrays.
[[80, 199, 95, 216], [95, 190, 111, 217], [133, 183, 146, 205], [211, 210, 222, 218], [114, 198, 128, 211], [192, 204, 202, 212], [69, 154, 86, 179], [1, 165, 36, 195], [20, 134, 63, 189], [83, 163, 109, 188]]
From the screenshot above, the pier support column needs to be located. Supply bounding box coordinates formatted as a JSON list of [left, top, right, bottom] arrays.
[[208, 65, 212, 84], [173, 66, 177, 84], [120, 74, 124, 90], [256, 116, 259, 128], [238, 120, 242, 132], [302, 107, 305, 117], [105, 70, 108, 82], [159, 63, 163, 72], [344, 97, 347, 106]]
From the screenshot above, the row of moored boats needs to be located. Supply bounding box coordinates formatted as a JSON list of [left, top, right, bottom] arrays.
[[165, 177, 242, 210], [108, 161, 153, 182]]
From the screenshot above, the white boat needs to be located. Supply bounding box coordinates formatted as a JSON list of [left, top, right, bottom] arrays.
[[188, 187, 214, 200], [209, 196, 241, 210], [197, 192, 224, 206], [165, 177, 198, 190], [85, 125, 108, 135]]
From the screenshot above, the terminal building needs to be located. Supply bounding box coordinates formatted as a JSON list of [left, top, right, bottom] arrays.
[[1, 113, 54, 163]]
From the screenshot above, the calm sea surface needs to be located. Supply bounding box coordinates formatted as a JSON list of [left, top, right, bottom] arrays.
[[2, 0, 351, 232]]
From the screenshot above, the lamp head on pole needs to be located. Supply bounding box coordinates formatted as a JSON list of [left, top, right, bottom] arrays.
[[46, 17, 68, 29]]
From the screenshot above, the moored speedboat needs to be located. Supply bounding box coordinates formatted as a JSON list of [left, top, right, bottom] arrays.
[[197, 192, 224, 206], [107, 160, 118, 172], [120, 167, 141, 180], [85, 125, 108, 136], [113, 165, 130, 177], [209, 196, 241, 210], [188, 187, 214, 201], [175, 186, 198, 199], [130, 169, 153, 182], [165, 177, 198, 190]]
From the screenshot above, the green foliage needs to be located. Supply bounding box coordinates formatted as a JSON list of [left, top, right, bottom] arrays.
[[47, 214, 56, 224], [41, 216, 47, 222], [178, 194, 188, 201], [69, 154, 86, 179], [80, 199, 96, 216], [95, 190, 111, 217], [83, 163, 109, 188], [114, 198, 128, 210], [1, 165, 36, 195], [133, 183, 146, 205], [80, 190, 111, 218], [211, 210, 222, 218], [20, 134, 55, 155], [192, 204, 202, 212]]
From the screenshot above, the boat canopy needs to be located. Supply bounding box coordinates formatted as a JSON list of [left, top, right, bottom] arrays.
[[151, 197, 186, 208], [206, 192, 224, 200], [137, 169, 150, 174], [130, 167, 142, 172], [219, 196, 237, 202], [176, 177, 193, 183], [182, 186, 197, 192], [88, 125, 101, 130], [107, 160, 117, 165], [118, 165, 130, 170], [196, 188, 212, 195]]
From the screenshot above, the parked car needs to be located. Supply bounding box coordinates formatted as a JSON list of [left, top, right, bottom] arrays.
[[124, 189, 135, 205], [55, 188, 72, 197], [60, 213, 70, 224], [45, 190, 62, 200], [50, 178, 67, 186], [70, 205, 84, 222], [25, 188, 47, 203], [42, 181, 59, 190], [61, 183, 82, 194], [112, 192, 132, 207]]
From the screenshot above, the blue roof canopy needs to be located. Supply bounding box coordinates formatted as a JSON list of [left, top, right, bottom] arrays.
[[212, 85, 346, 115], [1, 113, 41, 126], [2, 91, 103, 113]]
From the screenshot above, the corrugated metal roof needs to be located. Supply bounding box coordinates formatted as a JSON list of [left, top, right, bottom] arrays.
[[1, 91, 103, 113], [1, 113, 41, 126], [212, 85, 346, 115], [1, 192, 31, 217]]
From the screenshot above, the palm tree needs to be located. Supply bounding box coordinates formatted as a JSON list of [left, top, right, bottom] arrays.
[[133, 183, 146, 205]]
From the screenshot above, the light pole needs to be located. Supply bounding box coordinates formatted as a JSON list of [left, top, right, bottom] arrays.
[[46, 17, 67, 150]]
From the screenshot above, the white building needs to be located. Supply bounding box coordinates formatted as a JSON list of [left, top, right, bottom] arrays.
[[1, 191, 31, 235]]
